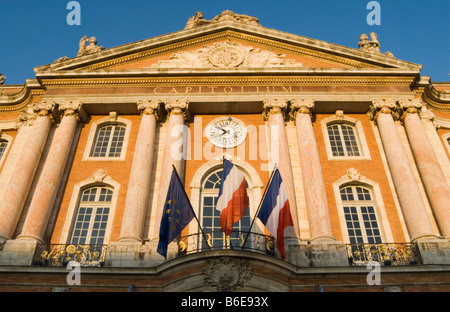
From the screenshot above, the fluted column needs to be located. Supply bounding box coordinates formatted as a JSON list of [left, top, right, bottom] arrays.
[[400, 99, 450, 239], [17, 101, 82, 242], [262, 99, 299, 235], [118, 100, 161, 242], [290, 99, 335, 243], [369, 99, 437, 242], [0, 101, 54, 241], [152, 99, 189, 239]]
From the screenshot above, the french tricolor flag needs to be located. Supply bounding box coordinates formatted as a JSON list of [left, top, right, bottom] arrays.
[[257, 168, 294, 260], [216, 159, 249, 236]]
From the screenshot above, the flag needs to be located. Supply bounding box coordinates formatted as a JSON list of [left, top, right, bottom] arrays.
[[157, 169, 195, 258], [257, 168, 294, 260], [216, 159, 249, 236]]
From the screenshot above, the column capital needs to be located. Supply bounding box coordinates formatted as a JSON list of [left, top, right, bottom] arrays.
[[164, 99, 190, 120], [32, 101, 55, 117], [137, 99, 162, 120], [290, 98, 315, 118], [398, 98, 424, 122], [58, 100, 83, 121], [368, 98, 399, 122], [262, 99, 288, 120]]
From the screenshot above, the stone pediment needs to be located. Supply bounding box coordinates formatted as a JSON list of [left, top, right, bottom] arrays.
[[34, 11, 422, 77]]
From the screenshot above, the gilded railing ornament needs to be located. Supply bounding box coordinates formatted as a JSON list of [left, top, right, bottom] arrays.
[[35, 244, 107, 267]]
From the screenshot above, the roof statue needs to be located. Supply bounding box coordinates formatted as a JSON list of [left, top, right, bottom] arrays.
[[77, 36, 105, 57], [0, 73, 5, 85], [185, 10, 261, 29], [358, 32, 395, 58]]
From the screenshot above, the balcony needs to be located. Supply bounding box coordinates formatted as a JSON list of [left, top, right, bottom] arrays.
[[346, 243, 422, 266], [177, 230, 275, 257], [32, 244, 107, 267]]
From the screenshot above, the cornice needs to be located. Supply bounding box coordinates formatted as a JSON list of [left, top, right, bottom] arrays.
[[0, 79, 45, 112], [40, 75, 416, 87]]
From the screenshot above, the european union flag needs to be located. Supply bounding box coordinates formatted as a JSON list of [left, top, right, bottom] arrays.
[[157, 169, 195, 258]]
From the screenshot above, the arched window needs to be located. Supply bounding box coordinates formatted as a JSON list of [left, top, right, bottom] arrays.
[[200, 168, 251, 249], [327, 123, 361, 157], [69, 186, 113, 245], [0, 140, 8, 161], [90, 123, 126, 158], [340, 185, 382, 244]]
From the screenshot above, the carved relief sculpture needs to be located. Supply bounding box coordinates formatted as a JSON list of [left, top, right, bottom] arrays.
[[0, 73, 5, 85], [77, 36, 105, 56], [153, 41, 302, 68], [202, 257, 252, 291]]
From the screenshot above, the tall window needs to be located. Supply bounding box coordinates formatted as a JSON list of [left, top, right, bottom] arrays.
[[340, 185, 382, 244], [327, 123, 361, 157], [90, 124, 126, 158], [0, 140, 8, 161], [200, 169, 250, 249], [69, 186, 113, 245]]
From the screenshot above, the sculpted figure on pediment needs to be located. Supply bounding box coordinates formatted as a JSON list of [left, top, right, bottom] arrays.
[[185, 10, 261, 30], [0, 73, 5, 85], [358, 32, 395, 58], [78, 36, 105, 56]]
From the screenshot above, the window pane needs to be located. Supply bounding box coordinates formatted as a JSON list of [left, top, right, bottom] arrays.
[[90, 124, 126, 158], [0, 141, 8, 161], [328, 124, 361, 157]]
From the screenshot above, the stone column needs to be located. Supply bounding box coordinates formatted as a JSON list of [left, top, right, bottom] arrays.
[[369, 99, 437, 242], [400, 99, 450, 239], [17, 101, 82, 242], [290, 99, 335, 243], [118, 100, 161, 242], [262, 99, 299, 236], [0, 101, 54, 241], [152, 99, 190, 240]]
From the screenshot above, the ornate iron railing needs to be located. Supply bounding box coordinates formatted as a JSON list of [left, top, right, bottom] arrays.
[[346, 243, 421, 266], [32, 244, 107, 267], [177, 230, 276, 257]]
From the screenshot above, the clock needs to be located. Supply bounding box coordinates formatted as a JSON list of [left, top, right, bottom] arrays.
[[206, 117, 247, 148]]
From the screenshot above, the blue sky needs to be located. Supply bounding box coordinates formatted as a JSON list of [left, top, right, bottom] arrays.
[[0, 0, 449, 84]]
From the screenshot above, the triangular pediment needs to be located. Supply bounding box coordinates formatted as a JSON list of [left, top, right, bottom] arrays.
[[34, 16, 422, 78]]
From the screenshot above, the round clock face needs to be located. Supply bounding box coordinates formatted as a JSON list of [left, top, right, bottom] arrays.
[[206, 117, 247, 148]]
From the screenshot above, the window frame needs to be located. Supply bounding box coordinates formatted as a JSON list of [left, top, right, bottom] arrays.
[[0, 133, 13, 170], [83, 116, 132, 162], [69, 186, 114, 245], [321, 115, 371, 161], [340, 185, 382, 244], [59, 173, 121, 245]]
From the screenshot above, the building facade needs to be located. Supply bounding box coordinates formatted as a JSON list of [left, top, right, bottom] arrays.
[[0, 11, 449, 292]]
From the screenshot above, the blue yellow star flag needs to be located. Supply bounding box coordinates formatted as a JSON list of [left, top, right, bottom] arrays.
[[157, 168, 195, 258]]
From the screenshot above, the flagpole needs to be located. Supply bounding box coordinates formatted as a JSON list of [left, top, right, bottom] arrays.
[[171, 165, 211, 250], [241, 164, 277, 249]]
